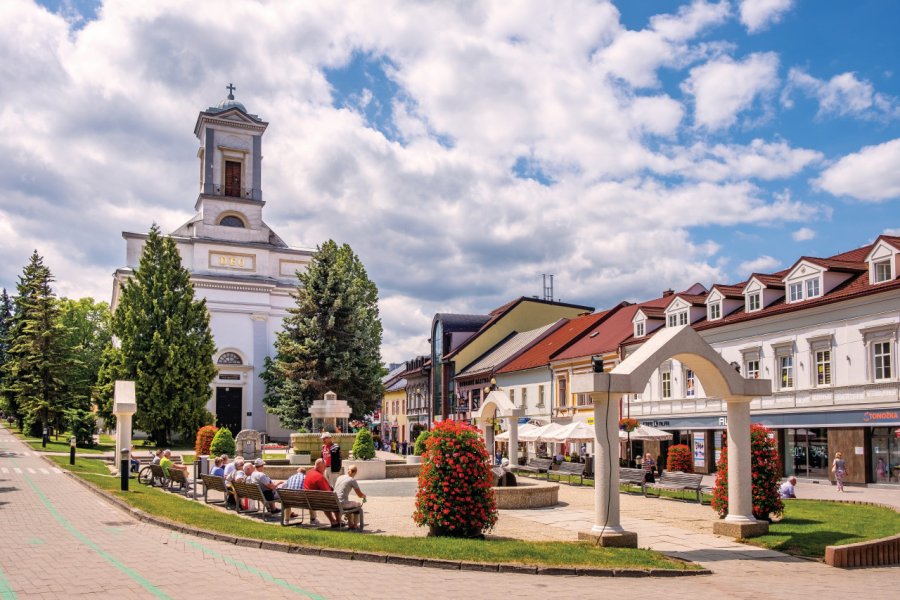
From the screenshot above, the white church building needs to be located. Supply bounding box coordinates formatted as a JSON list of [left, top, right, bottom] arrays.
[[113, 87, 313, 439]]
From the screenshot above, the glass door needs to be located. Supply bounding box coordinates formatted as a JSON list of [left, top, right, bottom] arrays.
[[872, 427, 900, 485], [787, 428, 829, 478]]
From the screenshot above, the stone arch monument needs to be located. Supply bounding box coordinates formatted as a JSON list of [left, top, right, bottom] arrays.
[[572, 324, 772, 547], [473, 390, 525, 466]]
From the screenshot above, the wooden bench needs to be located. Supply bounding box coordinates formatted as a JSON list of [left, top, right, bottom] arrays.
[[275, 488, 307, 526], [548, 461, 586, 485], [644, 471, 704, 503], [304, 489, 364, 530], [145, 464, 169, 487], [514, 457, 553, 477], [231, 480, 279, 519], [199, 474, 229, 505], [619, 467, 647, 492], [166, 467, 191, 494]]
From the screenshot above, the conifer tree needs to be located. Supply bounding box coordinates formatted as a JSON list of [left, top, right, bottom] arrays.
[[58, 298, 111, 411], [0, 288, 15, 420], [3, 252, 69, 433], [112, 225, 217, 445], [262, 240, 384, 428]]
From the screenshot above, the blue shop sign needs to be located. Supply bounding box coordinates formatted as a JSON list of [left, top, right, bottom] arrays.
[[644, 408, 900, 430]]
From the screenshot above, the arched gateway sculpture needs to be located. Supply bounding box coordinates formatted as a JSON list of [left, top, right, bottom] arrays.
[[473, 390, 525, 468], [572, 324, 772, 547]]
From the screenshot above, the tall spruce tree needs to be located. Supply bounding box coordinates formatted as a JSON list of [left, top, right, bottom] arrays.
[[3, 252, 69, 433], [112, 225, 217, 444], [262, 240, 384, 428], [0, 288, 14, 419]]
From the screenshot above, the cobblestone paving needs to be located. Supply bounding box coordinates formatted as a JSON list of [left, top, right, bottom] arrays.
[[1, 429, 897, 599]]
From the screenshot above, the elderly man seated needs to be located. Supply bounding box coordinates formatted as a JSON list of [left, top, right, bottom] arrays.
[[248, 458, 281, 513], [159, 450, 188, 477], [779, 476, 798, 499]]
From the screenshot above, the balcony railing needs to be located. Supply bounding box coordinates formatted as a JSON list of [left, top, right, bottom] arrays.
[[205, 184, 260, 200]]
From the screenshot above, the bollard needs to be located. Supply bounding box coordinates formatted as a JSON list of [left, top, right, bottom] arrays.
[[42, 427, 49, 449], [120, 447, 130, 491], [69, 437, 76, 466]]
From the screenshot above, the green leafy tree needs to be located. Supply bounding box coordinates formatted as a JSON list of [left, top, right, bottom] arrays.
[[92, 343, 125, 428], [351, 428, 376, 460], [209, 426, 236, 456], [58, 298, 111, 413], [2, 252, 69, 434], [112, 225, 217, 445], [66, 408, 96, 447], [414, 430, 432, 456], [262, 240, 384, 428]]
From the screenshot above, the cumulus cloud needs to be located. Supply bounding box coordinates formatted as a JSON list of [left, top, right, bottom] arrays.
[[0, 0, 832, 362], [792, 227, 815, 241], [783, 68, 899, 120], [815, 139, 900, 202], [739, 255, 781, 273], [682, 52, 780, 130], [739, 0, 794, 33]]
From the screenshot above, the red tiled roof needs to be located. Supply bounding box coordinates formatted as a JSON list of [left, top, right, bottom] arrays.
[[792, 256, 867, 273], [747, 273, 786, 288], [495, 309, 615, 374], [669, 293, 707, 307], [636, 306, 666, 319], [710, 284, 745, 299], [552, 304, 644, 361]]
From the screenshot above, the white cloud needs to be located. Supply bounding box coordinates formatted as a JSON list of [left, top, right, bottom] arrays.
[[884, 228, 900, 236], [739, 0, 794, 33], [0, 0, 833, 363], [739, 255, 781, 273], [682, 52, 780, 130], [815, 139, 900, 202], [784, 68, 898, 119], [792, 227, 815, 241]]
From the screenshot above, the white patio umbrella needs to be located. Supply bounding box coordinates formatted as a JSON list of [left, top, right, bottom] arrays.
[[495, 423, 538, 441], [618, 424, 673, 441], [518, 422, 566, 442], [541, 421, 597, 443]]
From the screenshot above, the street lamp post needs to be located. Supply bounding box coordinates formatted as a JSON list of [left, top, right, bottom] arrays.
[[69, 436, 76, 466]]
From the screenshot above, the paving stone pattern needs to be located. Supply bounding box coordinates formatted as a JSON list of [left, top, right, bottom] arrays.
[[0, 428, 897, 599]]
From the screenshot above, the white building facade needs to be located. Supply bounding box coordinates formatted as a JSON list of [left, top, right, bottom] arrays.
[[622, 237, 900, 486], [113, 90, 313, 439]]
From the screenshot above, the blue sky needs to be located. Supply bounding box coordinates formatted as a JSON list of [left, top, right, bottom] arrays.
[[5, 0, 900, 361]]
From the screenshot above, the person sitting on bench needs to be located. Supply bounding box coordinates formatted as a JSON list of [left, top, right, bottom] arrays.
[[304, 459, 339, 526], [333, 465, 367, 530], [248, 459, 281, 513], [159, 450, 188, 477]]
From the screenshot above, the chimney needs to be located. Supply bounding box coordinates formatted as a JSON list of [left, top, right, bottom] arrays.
[[662, 289, 674, 297]]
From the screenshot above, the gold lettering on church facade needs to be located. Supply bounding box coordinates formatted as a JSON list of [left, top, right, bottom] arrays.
[[209, 252, 255, 272]]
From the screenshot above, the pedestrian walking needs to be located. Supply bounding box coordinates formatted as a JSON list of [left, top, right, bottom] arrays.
[[832, 451, 848, 492]]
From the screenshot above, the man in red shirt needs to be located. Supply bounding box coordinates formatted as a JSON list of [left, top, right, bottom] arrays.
[[303, 459, 339, 526]]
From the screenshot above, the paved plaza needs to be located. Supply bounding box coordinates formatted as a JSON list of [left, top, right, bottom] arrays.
[[0, 429, 897, 599]]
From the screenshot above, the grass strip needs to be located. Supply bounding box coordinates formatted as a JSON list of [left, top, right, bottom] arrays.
[[743, 499, 900, 558], [49, 456, 697, 571]]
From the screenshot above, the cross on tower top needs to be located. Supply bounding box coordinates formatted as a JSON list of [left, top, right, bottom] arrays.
[[226, 83, 236, 99]]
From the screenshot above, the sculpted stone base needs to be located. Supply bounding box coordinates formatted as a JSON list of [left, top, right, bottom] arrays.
[[578, 530, 639, 548], [713, 520, 769, 539]]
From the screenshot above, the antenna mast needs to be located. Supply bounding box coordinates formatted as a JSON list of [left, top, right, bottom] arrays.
[[542, 274, 554, 301]]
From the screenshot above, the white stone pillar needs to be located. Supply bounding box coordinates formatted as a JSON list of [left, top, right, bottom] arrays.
[[113, 381, 137, 474], [508, 418, 518, 468], [724, 399, 756, 524], [590, 391, 624, 532]]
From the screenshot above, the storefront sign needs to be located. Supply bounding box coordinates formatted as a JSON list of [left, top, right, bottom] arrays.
[[863, 410, 899, 423], [649, 408, 900, 430]]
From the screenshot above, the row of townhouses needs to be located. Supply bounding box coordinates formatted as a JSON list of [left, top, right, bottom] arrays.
[[383, 236, 900, 487]]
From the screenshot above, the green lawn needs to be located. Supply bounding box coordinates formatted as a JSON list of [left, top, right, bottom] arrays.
[[10, 426, 113, 454], [48, 456, 698, 571], [746, 500, 900, 558]]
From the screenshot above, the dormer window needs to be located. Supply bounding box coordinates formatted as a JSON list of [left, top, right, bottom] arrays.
[[747, 292, 761, 312], [789, 282, 803, 302], [806, 277, 820, 298], [788, 276, 821, 303], [874, 259, 892, 283], [635, 321, 645, 337], [667, 311, 688, 327], [708, 302, 721, 321]]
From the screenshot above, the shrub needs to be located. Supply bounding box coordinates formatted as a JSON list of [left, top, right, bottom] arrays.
[[413, 430, 432, 455], [413, 420, 498, 537], [712, 424, 784, 520], [351, 428, 376, 460], [194, 425, 218, 456], [666, 444, 693, 473], [66, 409, 96, 447], [209, 427, 236, 456]]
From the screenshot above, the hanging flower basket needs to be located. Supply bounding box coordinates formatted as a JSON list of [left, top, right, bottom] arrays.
[[619, 418, 639, 433]]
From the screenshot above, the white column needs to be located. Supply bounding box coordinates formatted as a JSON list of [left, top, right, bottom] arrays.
[[591, 391, 624, 533], [508, 419, 518, 467], [724, 399, 757, 524], [113, 381, 137, 474]]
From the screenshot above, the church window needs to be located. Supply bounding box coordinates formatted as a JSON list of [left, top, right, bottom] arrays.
[[217, 352, 243, 365], [219, 215, 245, 228]]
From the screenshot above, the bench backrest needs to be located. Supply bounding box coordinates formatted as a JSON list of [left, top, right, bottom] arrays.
[[620, 467, 646, 482], [554, 461, 585, 474], [169, 468, 189, 484], [276, 488, 307, 510], [659, 472, 703, 488], [200, 473, 228, 493], [304, 489, 341, 512], [149, 464, 166, 478], [232, 480, 267, 502], [529, 458, 553, 469]]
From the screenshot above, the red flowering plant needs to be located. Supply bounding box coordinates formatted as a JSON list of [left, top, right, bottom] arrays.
[[711, 424, 784, 520], [194, 425, 218, 456], [666, 444, 694, 473], [413, 420, 498, 537]]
